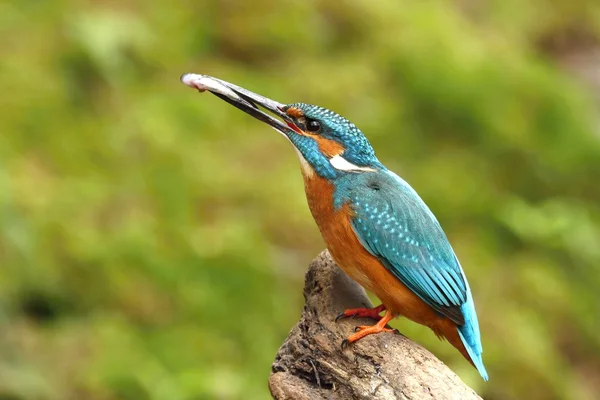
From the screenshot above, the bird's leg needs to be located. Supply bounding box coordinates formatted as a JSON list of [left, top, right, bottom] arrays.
[[335, 304, 386, 322], [341, 310, 398, 349]]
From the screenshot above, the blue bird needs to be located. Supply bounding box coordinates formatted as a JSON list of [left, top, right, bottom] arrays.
[[181, 73, 488, 380]]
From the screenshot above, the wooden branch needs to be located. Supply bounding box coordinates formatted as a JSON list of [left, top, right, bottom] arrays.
[[269, 250, 482, 400]]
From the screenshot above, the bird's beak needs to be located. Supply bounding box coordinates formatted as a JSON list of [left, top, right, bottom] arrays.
[[181, 73, 300, 137]]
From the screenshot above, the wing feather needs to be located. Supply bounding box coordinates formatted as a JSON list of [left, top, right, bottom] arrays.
[[346, 171, 468, 325]]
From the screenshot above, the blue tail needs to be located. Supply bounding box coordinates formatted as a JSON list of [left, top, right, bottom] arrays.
[[458, 288, 488, 381]]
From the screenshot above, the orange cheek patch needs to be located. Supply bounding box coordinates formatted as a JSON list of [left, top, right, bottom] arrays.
[[285, 107, 306, 135], [315, 137, 345, 157], [285, 107, 305, 119]]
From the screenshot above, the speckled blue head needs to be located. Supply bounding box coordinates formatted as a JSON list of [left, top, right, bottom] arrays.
[[281, 103, 384, 180]]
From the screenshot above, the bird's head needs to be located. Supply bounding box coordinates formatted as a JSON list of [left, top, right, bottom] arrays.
[[181, 74, 383, 180]]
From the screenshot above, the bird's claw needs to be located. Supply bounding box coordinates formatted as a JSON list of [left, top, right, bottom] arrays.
[[340, 339, 351, 350], [339, 309, 396, 351], [334, 305, 386, 322], [335, 312, 349, 322], [341, 326, 398, 350], [353, 325, 397, 333]]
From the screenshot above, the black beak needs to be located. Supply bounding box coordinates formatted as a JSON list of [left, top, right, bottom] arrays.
[[181, 73, 298, 137]]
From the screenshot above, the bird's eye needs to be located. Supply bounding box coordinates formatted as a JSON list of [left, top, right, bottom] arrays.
[[306, 119, 321, 133]]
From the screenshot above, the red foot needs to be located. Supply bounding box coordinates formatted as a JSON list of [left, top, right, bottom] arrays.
[[341, 311, 398, 349], [335, 304, 386, 322]]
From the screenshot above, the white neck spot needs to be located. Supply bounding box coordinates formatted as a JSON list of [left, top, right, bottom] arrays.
[[330, 155, 375, 172]]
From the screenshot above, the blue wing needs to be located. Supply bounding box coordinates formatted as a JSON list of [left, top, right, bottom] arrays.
[[335, 170, 487, 380], [345, 171, 467, 323]]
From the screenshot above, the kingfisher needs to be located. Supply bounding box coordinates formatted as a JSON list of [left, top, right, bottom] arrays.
[[181, 73, 488, 381]]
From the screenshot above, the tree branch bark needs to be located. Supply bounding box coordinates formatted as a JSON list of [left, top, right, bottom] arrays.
[[269, 250, 482, 400]]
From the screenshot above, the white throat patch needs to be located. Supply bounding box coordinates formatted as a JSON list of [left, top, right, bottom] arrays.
[[329, 155, 375, 172], [295, 148, 315, 178]]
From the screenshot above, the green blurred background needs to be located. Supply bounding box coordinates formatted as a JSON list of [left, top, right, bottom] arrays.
[[2, 1, 600, 399]]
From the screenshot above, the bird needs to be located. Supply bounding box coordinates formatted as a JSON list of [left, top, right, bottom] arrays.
[[181, 73, 488, 381]]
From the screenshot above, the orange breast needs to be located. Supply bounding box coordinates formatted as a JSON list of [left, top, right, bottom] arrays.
[[302, 171, 446, 330]]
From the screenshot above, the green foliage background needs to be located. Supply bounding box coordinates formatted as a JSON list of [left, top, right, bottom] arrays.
[[2, 1, 600, 399]]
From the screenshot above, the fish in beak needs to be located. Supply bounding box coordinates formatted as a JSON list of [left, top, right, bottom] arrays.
[[180, 73, 302, 137]]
